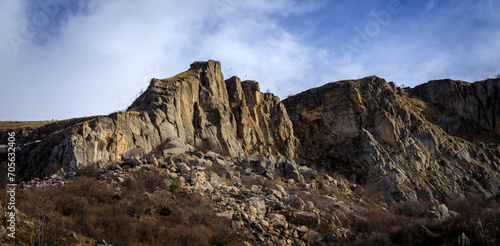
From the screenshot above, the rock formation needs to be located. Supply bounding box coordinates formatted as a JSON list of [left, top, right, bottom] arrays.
[[2, 60, 500, 245], [283, 76, 500, 201], [409, 78, 500, 137], [2, 61, 499, 203], [14, 60, 297, 180]]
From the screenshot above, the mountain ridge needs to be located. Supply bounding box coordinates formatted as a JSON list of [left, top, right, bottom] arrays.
[[1, 60, 499, 203], [283, 75, 500, 202]]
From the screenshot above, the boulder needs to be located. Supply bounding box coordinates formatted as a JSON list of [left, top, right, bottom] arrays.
[[268, 213, 288, 230], [216, 211, 233, 220], [122, 148, 146, 159], [120, 158, 141, 168], [458, 233, 470, 246], [247, 197, 266, 215], [163, 147, 187, 157], [268, 189, 283, 199], [302, 230, 322, 243], [179, 163, 191, 174], [299, 166, 316, 181], [254, 155, 277, 178], [431, 204, 450, 220], [294, 211, 320, 228], [284, 158, 304, 183], [283, 195, 306, 210], [108, 162, 122, 171]]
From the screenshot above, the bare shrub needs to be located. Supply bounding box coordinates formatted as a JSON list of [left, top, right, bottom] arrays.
[[151, 189, 171, 210], [366, 231, 392, 246], [362, 182, 393, 205], [166, 224, 211, 246], [355, 207, 400, 234], [54, 194, 89, 216], [447, 194, 486, 218], [398, 200, 429, 218], [480, 200, 500, 244], [103, 208, 135, 246], [75, 164, 100, 178], [390, 223, 425, 245], [165, 193, 243, 245], [342, 192, 500, 245], [15, 167, 245, 245], [139, 168, 169, 193], [122, 175, 145, 194], [209, 220, 241, 246], [16, 188, 65, 246]]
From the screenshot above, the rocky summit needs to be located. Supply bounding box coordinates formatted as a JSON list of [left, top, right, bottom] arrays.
[[1, 60, 499, 245], [10, 60, 297, 180]]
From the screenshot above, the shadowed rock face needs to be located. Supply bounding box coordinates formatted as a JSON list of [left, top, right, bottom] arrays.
[[409, 78, 500, 135], [16, 60, 297, 180], [283, 76, 500, 201]]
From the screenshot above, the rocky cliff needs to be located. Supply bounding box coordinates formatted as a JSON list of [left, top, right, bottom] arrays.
[[283, 76, 500, 202], [3, 62, 500, 245], [2, 61, 499, 203], [128, 61, 296, 157], [410, 78, 500, 137], [13, 60, 297, 180]]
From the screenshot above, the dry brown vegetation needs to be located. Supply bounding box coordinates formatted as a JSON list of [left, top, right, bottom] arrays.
[[0, 120, 54, 131], [2, 166, 243, 246], [342, 189, 500, 245], [1, 160, 499, 245]]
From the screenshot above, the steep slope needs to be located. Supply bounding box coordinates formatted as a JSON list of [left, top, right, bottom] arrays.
[[11, 60, 297, 180], [128, 61, 296, 157], [409, 78, 500, 141], [283, 76, 500, 202], [3, 61, 499, 203]]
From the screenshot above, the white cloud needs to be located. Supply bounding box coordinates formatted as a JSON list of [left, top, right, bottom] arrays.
[[0, 0, 329, 120], [1, 0, 499, 120]]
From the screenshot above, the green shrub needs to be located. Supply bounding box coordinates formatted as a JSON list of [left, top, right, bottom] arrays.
[[169, 177, 182, 192]]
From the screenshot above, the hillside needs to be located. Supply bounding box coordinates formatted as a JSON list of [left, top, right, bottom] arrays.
[[283, 76, 500, 203], [1, 60, 499, 245]]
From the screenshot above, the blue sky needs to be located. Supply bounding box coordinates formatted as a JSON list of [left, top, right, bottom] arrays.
[[1, 0, 499, 121]]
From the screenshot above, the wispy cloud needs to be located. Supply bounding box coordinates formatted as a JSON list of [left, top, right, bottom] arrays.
[[1, 0, 499, 120]]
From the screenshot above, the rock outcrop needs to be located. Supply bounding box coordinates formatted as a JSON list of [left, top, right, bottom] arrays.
[[283, 76, 500, 202], [127, 60, 296, 157], [2, 61, 500, 245], [14, 60, 297, 180], [409, 78, 500, 137], [2, 61, 499, 204]]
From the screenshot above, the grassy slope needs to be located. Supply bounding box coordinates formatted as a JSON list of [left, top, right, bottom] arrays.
[[0, 120, 55, 131]]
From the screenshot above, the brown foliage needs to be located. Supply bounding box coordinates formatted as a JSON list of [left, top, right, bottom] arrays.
[[398, 200, 429, 218], [344, 194, 500, 245], [15, 167, 243, 246]]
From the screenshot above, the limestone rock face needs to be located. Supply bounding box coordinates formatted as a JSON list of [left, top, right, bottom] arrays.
[[225, 77, 296, 157], [128, 60, 296, 157], [409, 78, 500, 135], [18, 112, 163, 179], [16, 60, 297, 180], [128, 60, 243, 156], [283, 76, 500, 201]]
